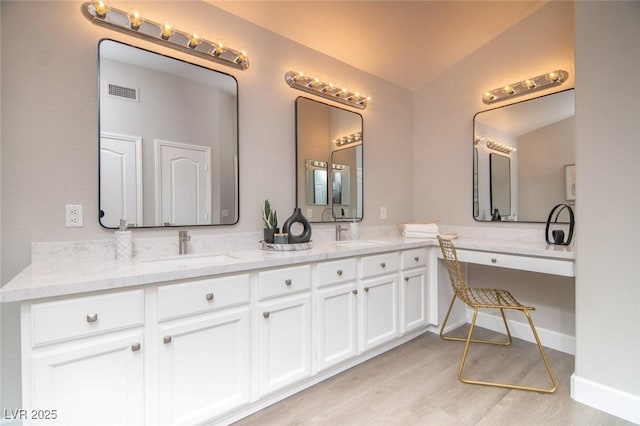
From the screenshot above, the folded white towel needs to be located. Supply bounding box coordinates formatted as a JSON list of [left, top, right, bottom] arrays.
[[403, 223, 439, 233], [402, 231, 439, 239]]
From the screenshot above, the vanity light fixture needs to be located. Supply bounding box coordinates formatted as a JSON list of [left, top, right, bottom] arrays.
[[285, 71, 370, 110], [486, 140, 516, 154], [306, 159, 328, 169], [482, 70, 568, 104], [334, 131, 363, 147], [81, 1, 249, 70]]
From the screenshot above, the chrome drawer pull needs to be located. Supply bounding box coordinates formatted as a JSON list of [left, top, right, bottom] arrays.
[[352, 289, 358, 295], [491, 258, 497, 263], [285, 279, 292, 286], [337, 269, 343, 276], [86, 313, 98, 323], [404, 277, 410, 282], [364, 287, 370, 292], [380, 262, 386, 268], [205, 292, 214, 301], [131, 343, 141, 352], [414, 256, 420, 262], [163, 336, 172, 344], [263, 312, 270, 319]]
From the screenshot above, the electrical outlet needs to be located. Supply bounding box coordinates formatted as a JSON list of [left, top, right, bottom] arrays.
[[380, 206, 387, 219], [65, 204, 84, 227]]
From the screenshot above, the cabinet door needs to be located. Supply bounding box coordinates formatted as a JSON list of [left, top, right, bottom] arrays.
[[157, 307, 250, 425], [30, 331, 144, 426], [258, 293, 312, 396], [400, 268, 427, 334], [360, 275, 399, 352], [316, 283, 358, 371]]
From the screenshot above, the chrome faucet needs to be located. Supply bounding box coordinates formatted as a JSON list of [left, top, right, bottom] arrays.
[[178, 230, 191, 255], [335, 224, 348, 241]]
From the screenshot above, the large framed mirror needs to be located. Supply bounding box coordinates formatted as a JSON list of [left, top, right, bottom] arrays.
[[98, 39, 239, 229], [473, 89, 574, 222], [295, 97, 363, 223]]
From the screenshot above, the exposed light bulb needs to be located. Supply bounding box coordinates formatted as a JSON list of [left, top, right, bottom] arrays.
[[160, 21, 175, 40], [127, 9, 144, 30], [547, 71, 560, 82], [188, 31, 203, 48], [502, 85, 515, 95], [214, 40, 225, 56], [91, 0, 110, 18], [524, 79, 537, 89], [483, 91, 496, 103]]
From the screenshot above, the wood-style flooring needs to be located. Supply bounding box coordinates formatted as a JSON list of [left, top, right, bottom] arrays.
[[234, 326, 633, 426]]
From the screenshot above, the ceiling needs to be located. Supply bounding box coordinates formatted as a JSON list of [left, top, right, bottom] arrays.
[[208, 1, 547, 90]]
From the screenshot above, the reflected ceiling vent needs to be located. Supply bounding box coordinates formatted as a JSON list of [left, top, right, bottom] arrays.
[[107, 83, 139, 102]]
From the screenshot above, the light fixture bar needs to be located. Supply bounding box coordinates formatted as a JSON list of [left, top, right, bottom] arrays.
[[81, 2, 249, 70], [486, 140, 516, 154], [482, 70, 568, 104], [334, 131, 363, 146], [285, 71, 369, 110]]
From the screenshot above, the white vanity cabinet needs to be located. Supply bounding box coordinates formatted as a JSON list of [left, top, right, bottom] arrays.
[[315, 258, 358, 371], [399, 248, 429, 334], [359, 252, 400, 352], [257, 265, 312, 396], [21, 289, 145, 426], [156, 274, 251, 425]]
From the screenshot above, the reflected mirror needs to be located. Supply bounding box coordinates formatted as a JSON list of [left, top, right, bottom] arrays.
[[296, 97, 363, 222], [473, 89, 574, 222], [99, 39, 239, 228]]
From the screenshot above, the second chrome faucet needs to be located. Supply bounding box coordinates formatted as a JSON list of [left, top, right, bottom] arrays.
[[178, 230, 191, 255]]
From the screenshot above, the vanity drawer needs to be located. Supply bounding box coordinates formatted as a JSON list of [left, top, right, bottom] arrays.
[[258, 265, 311, 300], [360, 252, 399, 279], [317, 258, 357, 287], [30, 289, 144, 346], [454, 249, 575, 277], [401, 248, 427, 269], [158, 274, 250, 321]]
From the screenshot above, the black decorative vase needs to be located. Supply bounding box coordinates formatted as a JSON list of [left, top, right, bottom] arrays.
[[263, 227, 279, 244], [282, 208, 312, 243]]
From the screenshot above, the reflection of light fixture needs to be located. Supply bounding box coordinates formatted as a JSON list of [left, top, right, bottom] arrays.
[[306, 159, 327, 168], [332, 164, 346, 170], [482, 70, 568, 104], [486, 140, 516, 154], [334, 131, 363, 146], [285, 71, 370, 110], [81, 2, 249, 70]]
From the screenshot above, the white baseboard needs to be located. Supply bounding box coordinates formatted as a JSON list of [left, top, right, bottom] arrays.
[[466, 309, 576, 355], [571, 374, 640, 424]]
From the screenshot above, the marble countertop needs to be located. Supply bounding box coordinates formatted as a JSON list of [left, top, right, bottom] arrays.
[[0, 232, 575, 303]]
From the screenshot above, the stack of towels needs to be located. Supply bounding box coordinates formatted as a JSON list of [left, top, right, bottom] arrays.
[[401, 222, 439, 239]]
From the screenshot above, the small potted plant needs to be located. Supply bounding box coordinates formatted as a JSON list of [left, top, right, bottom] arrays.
[[262, 199, 278, 243]]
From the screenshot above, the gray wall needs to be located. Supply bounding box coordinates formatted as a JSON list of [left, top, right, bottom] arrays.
[[575, 0, 640, 405]]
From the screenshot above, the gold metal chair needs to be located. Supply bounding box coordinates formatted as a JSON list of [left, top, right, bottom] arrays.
[[437, 235, 557, 393]]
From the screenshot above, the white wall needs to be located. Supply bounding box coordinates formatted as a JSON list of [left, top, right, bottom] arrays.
[[573, 2, 640, 422], [414, 2, 576, 336]]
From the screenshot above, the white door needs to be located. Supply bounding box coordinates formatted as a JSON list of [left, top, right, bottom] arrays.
[[155, 140, 211, 226], [100, 133, 142, 228], [258, 293, 312, 396], [158, 308, 251, 425], [316, 283, 358, 371], [360, 275, 399, 352], [30, 331, 144, 426], [400, 269, 427, 334]]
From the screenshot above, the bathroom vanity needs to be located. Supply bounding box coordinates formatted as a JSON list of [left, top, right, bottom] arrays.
[[1, 230, 574, 425]]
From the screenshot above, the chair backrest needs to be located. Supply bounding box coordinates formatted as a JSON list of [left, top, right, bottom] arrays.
[[437, 236, 469, 298]]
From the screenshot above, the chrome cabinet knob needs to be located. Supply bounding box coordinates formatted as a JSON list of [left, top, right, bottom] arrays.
[[380, 262, 386, 268], [414, 256, 420, 262], [163, 336, 172, 344], [491, 258, 497, 263], [285, 279, 292, 286], [86, 313, 98, 323], [364, 287, 370, 292], [337, 269, 343, 276], [131, 343, 141, 352], [352, 289, 358, 295], [205, 292, 214, 301], [263, 312, 270, 319], [404, 277, 410, 282]]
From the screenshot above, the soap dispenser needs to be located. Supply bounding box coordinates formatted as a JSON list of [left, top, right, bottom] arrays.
[[114, 219, 133, 260], [349, 217, 359, 240]]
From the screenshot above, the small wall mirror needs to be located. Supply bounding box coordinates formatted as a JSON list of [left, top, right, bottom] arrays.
[[98, 39, 239, 228], [473, 89, 574, 222], [296, 97, 363, 222]]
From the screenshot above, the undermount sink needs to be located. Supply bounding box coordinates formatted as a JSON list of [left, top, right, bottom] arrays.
[[332, 240, 384, 249], [142, 252, 238, 265]]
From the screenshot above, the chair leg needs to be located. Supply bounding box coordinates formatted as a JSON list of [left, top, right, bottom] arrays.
[[440, 296, 510, 346], [457, 307, 558, 393]]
